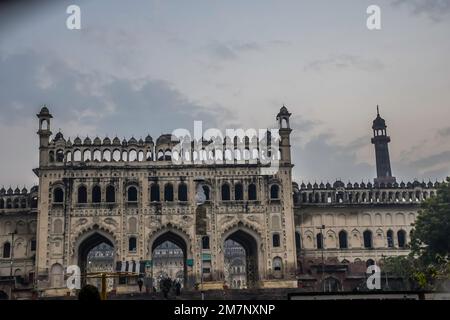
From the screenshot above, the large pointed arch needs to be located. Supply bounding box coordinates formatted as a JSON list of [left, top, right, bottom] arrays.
[[73, 228, 117, 279], [221, 223, 263, 288]]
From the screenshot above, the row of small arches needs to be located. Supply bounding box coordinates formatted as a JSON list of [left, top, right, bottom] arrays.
[[299, 190, 434, 204], [295, 229, 408, 250], [49, 148, 282, 163], [52, 183, 281, 204], [0, 197, 38, 209]]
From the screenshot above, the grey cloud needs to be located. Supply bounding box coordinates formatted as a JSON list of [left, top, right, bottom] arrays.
[[207, 41, 265, 61], [437, 126, 450, 137], [292, 133, 374, 183], [392, 0, 450, 22], [0, 50, 233, 136], [408, 150, 450, 169], [304, 54, 384, 72]]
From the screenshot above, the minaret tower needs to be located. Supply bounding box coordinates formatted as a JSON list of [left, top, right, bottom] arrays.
[[276, 105, 292, 165], [371, 106, 396, 184], [37, 105, 53, 166]]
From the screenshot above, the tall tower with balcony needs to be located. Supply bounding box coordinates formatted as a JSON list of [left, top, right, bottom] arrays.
[[276, 105, 292, 165], [371, 106, 396, 184], [37, 106, 53, 167]]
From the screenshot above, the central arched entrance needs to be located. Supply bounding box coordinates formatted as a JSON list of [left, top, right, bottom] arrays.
[[76, 230, 115, 289], [150, 230, 189, 290], [224, 229, 259, 289]]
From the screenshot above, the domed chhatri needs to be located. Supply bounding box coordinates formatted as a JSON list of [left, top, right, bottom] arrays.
[[372, 105, 386, 130]]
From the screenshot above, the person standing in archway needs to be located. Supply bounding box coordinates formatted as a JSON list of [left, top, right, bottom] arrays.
[[137, 277, 144, 292]]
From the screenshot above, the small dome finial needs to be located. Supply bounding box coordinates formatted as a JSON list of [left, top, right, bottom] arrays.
[[377, 105, 380, 116]]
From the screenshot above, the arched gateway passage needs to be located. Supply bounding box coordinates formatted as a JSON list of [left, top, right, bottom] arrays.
[[224, 229, 259, 288], [76, 231, 115, 287], [150, 231, 189, 289]]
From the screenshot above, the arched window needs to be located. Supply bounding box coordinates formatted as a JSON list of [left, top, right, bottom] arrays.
[[30, 239, 37, 251], [270, 185, 280, 199], [221, 183, 230, 201], [3, 242, 11, 258], [49, 150, 55, 162], [53, 187, 64, 203], [272, 233, 280, 247], [77, 186, 87, 203], [202, 185, 210, 201], [150, 184, 160, 202], [178, 183, 188, 202], [164, 184, 174, 202], [387, 230, 394, 248], [234, 183, 243, 200], [92, 185, 101, 203], [31, 196, 38, 208], [202, 236, 210, 249], [316, 233, 323, 249], [363, 230, 373, 248], [106, 185, 115, 203], [366, 259, 375, 267], [248, 183, 257, 201], [56, 149, 64, 162], [338, 230, 348, 249], [0, 199, 4, 209], [273, 257, 282, 271], [128, 237, 137, 252], [295, 232, 301, 252], [397, 230, 406, 248], [127, 186, 138, 202]]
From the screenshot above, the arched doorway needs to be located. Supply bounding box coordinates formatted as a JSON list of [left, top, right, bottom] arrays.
[[76, 230, 115, 288], [150, 231, 189, 289], [224, 229, 259, 288]]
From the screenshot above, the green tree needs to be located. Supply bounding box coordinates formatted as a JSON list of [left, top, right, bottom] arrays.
[[411, 177, 450, 263]]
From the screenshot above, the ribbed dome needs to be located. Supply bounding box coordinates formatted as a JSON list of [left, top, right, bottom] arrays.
[[145, 134, 153, 143], [39, 106, 50, 115], [372, 107, 386, 130], [333, 180, 345, 188], [14, 187, 20, 194], [54, 132, 64, 142], [128, 137, 137, 145], [0, 187, 5, 194], [74, 137, 82, 145], [103, 137, 111, 145], [93, 137, 101, 145], [113, 137, 121, 145], [122, 138, 128, 146], [21, 187, 28, 194], [156, 134, 172, 145], [83, 137, 92, 145], [7, 187, 13, 195]]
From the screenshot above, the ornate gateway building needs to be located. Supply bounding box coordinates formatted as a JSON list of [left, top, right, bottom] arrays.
[[31, 105, 297, 296], [0, 105, 441, 298]]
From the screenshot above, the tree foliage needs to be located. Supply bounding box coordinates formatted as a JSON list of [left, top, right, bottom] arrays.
[[411, 177, 450, 263], [384, 178, 450, 290]]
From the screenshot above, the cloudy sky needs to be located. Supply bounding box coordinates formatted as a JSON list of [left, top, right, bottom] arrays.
[[0, 0, 449, 187]]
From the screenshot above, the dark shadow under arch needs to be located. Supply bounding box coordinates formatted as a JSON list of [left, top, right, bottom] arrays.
[[151, 231, 188, 288], [77, 231, 114, 279], [225, 229, 259, 288]]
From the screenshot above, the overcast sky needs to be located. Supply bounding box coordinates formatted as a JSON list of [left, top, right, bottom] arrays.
[[0, 0, 449, 188]]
